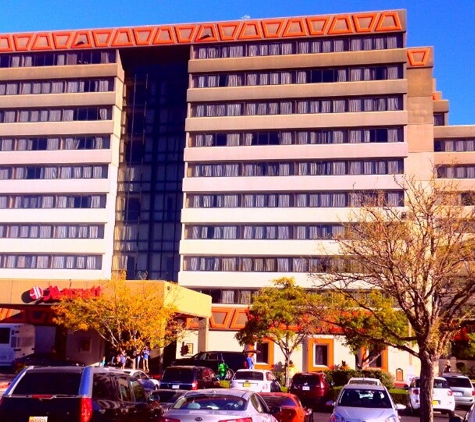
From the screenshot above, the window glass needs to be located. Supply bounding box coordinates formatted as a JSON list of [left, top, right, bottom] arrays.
[[13, 372, 82, 395]]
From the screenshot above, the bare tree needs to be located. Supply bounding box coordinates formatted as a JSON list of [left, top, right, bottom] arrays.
[[308, 177, 475, 422]]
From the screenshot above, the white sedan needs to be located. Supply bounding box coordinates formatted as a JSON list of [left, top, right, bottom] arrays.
[[164, 388, 279, 422], [230, 369, 282, 392]]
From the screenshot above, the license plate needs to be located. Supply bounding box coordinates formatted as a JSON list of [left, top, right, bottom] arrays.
[[29, 418, 48, 422], [243, 382, 251, 387], [454, 392, 463, 396], [432, 400, 439, 405], [302, 386, 310, 391], [172, 385, 180, 389]]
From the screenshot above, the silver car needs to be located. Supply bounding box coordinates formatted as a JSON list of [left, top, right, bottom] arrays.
[[163, 388, 280, 422], [330, 384, 405, 422]]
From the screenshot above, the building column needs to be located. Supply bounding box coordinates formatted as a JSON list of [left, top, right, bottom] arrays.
[[197, 317, 209, 352]]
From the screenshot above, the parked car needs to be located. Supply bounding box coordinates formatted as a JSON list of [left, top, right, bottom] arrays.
[[450, 401, 475, 422], [230, 369, 282, 392], [171, 351, 248, 378], [160, 388, 280, 422], [10, 352, 85, 373], [347, 377, 382, 386], [148, 388, 188, 411], [329, 383, 405, 422], [406, 376, 455, 416], [442, 372, 475, 409], [122, 368, 161, 393], [0, 365, 163, 421], [158, 365, 221, 390], [288, 372, 333, 410], [260, 392, 313, 422]]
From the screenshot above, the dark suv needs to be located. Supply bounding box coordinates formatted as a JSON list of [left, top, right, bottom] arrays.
[[288, 372, 333, 410], [0, 365, 163, 421], [158, 365, 222, 390], [171, 351, 248, 378]]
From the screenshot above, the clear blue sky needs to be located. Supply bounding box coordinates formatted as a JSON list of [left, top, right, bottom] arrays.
[[2, 0, 474, 125]]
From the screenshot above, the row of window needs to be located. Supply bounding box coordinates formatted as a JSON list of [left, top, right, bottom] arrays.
[[186, 224, 345, 240], [434, 138, 475, 152], [192, 96, 402, 117], [0, 78, 114, 96], [437, 166, 475, 179], [0, 107, 112, 123], [0, 195, 106, 209], [0, 165, 108, 180], [0, 254, 102, 269], [189, 159, 403, 177], [0, 51, 116, 68], [0, 135, 110, 151], [193, 65, 402, 88], [191, 127, 403, 147], [194, 34, 403, 59], [185, 256, 355, 272], [0, 224, 105, 239], [188, 191, 404, 208]]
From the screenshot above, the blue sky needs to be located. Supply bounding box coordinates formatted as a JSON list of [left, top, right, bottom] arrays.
[[2, 0, 474, 125]]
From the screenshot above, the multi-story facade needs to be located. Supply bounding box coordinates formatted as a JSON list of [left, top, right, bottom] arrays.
[[0, 9, 473, 379]]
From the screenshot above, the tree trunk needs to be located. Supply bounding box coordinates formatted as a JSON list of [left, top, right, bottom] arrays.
[[419, 352, 436, 422]]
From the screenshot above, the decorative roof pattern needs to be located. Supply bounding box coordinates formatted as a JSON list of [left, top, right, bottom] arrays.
[[0, 10, 404, 53]]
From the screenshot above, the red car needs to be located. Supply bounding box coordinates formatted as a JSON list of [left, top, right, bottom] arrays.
[[260, 392, 313, 422]]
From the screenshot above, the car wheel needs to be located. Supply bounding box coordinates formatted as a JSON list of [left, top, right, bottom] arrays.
[[447, 410, 455, 418]]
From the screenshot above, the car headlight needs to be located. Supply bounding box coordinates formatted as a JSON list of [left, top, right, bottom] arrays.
[[329, 413, 346, 422]]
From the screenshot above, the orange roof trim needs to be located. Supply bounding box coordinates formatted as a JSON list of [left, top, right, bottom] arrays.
[[52, 32, 74, 49], [352, 13, 378, 33], [217, 22, 242, 40], [0, 11, 405, 53], [261, 19, 285, 38], [328, 15, 354, 35], [152, 27, 176, 44], [31, 33, 54, 51], [92, 30, 114, 48], [282, 18, 308, 38], [407, 48, 431, 66], [195, 24, 219, 42], [376, 11, 403, 31], [0, 35, 13, 52], [133, 27, 156, 46], [13, 34, 35, 51]]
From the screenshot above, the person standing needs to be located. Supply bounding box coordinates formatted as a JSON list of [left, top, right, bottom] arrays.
[[142, 346, 150, 372], [246, 353, 254, 369]]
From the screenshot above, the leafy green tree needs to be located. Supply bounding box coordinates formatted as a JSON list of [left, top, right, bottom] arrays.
[[52, 271, 185, 371], [307, 177, 475, 422], [235, 277, 324, 385]]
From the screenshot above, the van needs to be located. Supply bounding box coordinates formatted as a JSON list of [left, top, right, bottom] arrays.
[[0, 365, 163, 421]]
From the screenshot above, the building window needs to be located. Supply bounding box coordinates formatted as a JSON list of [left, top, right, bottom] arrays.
[[255, 342, 270, 365], [314, 345, 328, 366], [191, 127, 403, 147]]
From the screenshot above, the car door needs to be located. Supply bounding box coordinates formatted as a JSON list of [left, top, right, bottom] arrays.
[[93, 372, 126, 422]]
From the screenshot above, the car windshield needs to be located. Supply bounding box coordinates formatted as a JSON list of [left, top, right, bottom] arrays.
[[292, 375, 320, 385], [445, 378, 472, 388], [234, 371, 264, 380], [413, 378, 450, 389], [174, 394, 247, 411], [262, 396, 296, 407], [162, 368, 194, 382], [339, 389, 392, 408], [12, 372, 82, 395]]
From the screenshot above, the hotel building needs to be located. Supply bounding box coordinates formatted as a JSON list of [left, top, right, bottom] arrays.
[[0, 9, 473, 377]]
